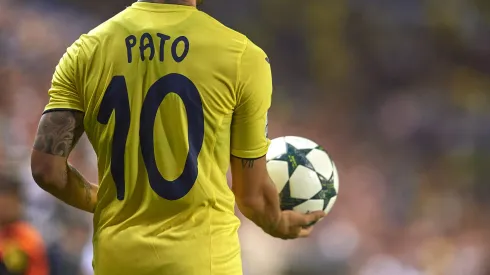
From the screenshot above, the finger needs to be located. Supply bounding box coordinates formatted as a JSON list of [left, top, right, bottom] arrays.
[[303, 211, 326, 226], [298, 226, 314, 238]]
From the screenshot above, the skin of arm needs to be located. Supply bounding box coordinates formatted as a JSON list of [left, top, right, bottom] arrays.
[[31, 111, 98, 213], [230, 156, 282, 235], [231, 156, 325, 240]]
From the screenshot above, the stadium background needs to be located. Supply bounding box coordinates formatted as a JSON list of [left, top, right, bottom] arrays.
[[1, 0, 490, 274]]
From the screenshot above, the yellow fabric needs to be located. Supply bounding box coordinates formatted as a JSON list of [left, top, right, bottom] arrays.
[[44, 2, 272, 275]]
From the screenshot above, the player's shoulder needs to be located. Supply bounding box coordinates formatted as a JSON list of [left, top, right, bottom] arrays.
[[197, 11, 246, 39], [242, 37, 268, 59], [197, 12, 268, 59], [63, 22, 110, 59], [80, 14, 121, 44], [195, 11, 253, 49], [74, 8, 130, 50]]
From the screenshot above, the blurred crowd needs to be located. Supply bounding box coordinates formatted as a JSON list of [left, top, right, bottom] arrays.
[[1, 0, 490, 274]]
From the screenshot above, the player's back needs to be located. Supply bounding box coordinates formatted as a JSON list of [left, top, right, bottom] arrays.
[[75, 3, 256, 275]]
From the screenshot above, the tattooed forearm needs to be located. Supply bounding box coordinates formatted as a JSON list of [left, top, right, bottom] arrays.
[[31, 110, 96, 213], [33, 161, 97, 213], [41, 163, 98, 213], [33, 111, 84, 157], [68, 164, 93, 211]]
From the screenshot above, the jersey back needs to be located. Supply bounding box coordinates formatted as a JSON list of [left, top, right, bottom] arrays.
[[44, 3, 272, 275]]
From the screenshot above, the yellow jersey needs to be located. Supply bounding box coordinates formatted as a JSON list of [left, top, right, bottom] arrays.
[[44, 2, 272, 275]]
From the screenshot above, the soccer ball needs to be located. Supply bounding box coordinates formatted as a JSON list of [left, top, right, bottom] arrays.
[[266, 136, 339, 214]]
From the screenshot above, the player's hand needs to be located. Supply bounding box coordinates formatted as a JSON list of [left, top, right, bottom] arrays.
[[270, 210, 325, 240]]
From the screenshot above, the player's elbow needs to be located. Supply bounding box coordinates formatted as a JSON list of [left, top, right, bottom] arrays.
[[235, 196, 265, 222], [30, 151, 63, 191], [31, 162, 54, 191], [235, 189, 282, 233], [235, 187, 274, 222], [235, 195, 263, 213], [231, 180, 264, 213]]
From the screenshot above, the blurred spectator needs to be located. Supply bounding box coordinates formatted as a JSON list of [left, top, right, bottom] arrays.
[[0, 173, 49, 275]]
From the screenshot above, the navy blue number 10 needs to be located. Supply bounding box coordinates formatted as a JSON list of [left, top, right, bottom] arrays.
[[97, 74, 204, 201]]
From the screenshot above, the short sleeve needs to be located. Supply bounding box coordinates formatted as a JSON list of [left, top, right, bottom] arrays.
[[44, 39, 85, 113], [230, 40, 272, 159]]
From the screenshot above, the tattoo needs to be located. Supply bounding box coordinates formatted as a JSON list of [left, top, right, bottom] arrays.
[[68, 164, 93, 210], [33, 111, 84, 157], [241, 159, 255, 168]]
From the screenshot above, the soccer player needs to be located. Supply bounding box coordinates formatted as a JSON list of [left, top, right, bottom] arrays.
[[30, 0, 325, 274]]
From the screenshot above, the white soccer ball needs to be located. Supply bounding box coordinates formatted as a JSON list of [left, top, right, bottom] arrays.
[[266, 136, 339, 215]]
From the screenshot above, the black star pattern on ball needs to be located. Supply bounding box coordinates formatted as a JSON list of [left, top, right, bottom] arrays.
[[273, 143, 316, 177], [311, 172, 337, 210], [272, 144, 337, 211]]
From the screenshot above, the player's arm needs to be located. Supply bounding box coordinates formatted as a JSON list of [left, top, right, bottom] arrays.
[[230, 40, 324, 239], [231, 156, 281, 234], [30, 38, 98, 213], [31, 111, 97, 213], [231, 157, 323, 239]]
